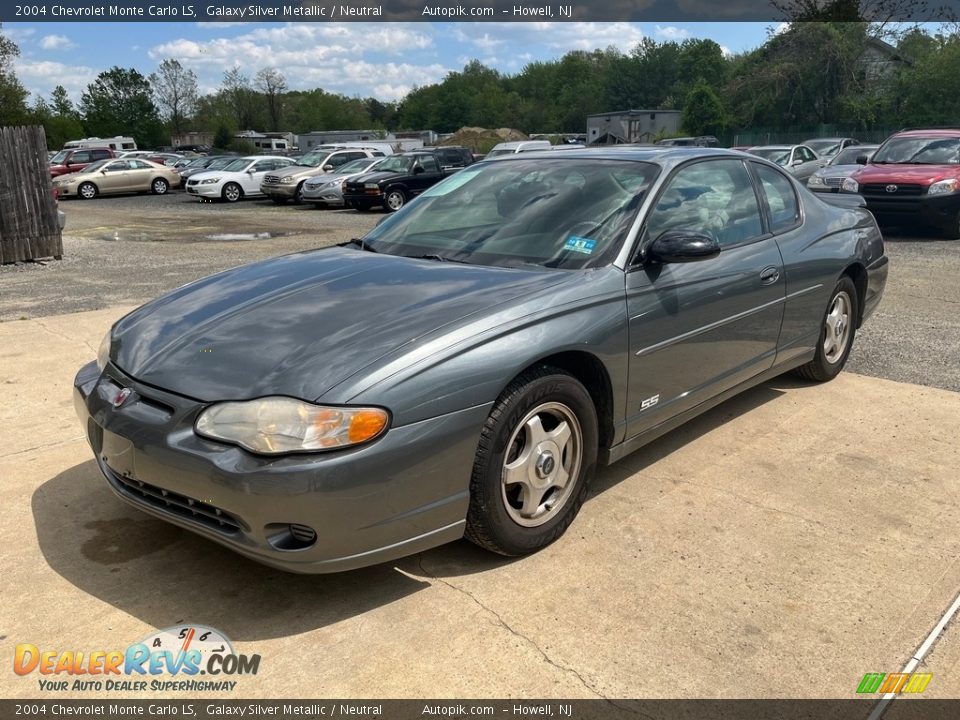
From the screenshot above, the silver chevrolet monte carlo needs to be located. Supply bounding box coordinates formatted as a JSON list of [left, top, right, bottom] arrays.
[[74, 148, 888, 573]]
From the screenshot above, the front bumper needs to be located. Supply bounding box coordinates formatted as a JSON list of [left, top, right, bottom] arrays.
[[860, 190, 960, 231], [260, 182, 299, 199], [185, 183, 222, 198], [302, 184, 345, 205], [343, 189, 384, 205], [74, 361, 488, 573]]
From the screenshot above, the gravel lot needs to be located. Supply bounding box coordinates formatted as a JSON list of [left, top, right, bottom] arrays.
[[1, 191, 958, 391]]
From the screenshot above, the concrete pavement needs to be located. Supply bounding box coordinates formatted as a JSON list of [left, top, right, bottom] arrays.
[[2, 307, 959, 700]]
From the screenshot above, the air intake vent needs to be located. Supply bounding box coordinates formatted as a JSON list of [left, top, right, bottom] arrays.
[[290, 524, 317, 543]]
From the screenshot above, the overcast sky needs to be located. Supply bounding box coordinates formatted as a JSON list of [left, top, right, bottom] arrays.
[[1, 21, 805, 104]]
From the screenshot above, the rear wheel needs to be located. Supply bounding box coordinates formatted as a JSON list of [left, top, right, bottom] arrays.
[[222, 183, 242, 203], [384, 188, 407, 212], [151, 178, 169, 195], [78, 182, 98, 200], [294, 182, 305, 204], [466, 366, 598, 556], [793, 276, 858, 382]]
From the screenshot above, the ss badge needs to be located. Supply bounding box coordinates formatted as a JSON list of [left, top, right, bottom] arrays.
[[640, 394, 660, 411]]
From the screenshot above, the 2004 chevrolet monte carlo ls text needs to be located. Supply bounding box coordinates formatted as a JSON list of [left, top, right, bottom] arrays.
[[74, 148, 888, 573]]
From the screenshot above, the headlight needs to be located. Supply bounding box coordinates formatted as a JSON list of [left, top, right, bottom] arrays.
[[364, 183, 380, 189], [807, 175, 825, 186], [96, 331, 111, 371], [195, 398, 390, 454], [842, 177, 859, 193], [200, 177, 220, 184], [928, 178, 960, 195], [280, 176, 296, 184]]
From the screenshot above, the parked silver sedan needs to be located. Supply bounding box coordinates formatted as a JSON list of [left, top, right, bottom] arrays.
[[301, 157, 385, 208], [807, 144, 879, 193], [747, 144, 824, 181]]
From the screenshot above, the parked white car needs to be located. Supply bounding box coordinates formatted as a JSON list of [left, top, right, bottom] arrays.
[[485, 140, 553, 157], [185, 156, 295, 202]]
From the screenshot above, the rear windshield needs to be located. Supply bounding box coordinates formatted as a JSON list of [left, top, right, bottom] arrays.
[[872, 137, 960, 165]]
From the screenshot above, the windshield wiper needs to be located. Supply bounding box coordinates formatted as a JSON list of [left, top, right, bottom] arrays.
[[408, 253, 472, 264], [340, 238, 379, 253]]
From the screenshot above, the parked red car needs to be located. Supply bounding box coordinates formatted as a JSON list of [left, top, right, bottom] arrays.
[[49, 147, 116, 178], [843, 128, 960, 239]]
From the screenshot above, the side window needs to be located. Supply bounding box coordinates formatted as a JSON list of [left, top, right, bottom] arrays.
[[420, 155, 440, 172], [797, 147, 815, 163], [645, 159, 763, 248], [104, 161, 128, 172], [71, 151, 91, 164], [252, 160, 273, 172], [753, 163, 800, 233], [371, 151, 385, 157], [92, 149, 111, 161], [326, 153, 350, 168]]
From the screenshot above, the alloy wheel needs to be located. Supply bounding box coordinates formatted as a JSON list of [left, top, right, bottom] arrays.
[[823, 290, 852, 364]]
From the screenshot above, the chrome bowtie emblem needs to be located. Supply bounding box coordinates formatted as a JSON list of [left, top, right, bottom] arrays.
[[112, 388, 132, 408], [886, 184, 898, 193]]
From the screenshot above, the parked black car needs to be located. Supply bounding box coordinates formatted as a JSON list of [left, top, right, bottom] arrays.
[[432, 146, 475, 170], [343, 151, 455, 212]]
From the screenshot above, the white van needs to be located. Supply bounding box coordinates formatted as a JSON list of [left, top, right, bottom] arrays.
[[317, 141, 396, 156], [64, 136, 138, 152], [485, 140, 553, 157]]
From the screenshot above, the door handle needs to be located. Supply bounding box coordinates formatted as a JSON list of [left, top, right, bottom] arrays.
[[760, 266, 780, 284]]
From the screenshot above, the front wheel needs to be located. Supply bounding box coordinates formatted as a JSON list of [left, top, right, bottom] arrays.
[[466, 366, 598, 556], [793, 276, 858, 382], [384, 188, 406, 212], [151, 178, 169, 195], [78, 182, 98, 200], [222, 183, 242, 203]]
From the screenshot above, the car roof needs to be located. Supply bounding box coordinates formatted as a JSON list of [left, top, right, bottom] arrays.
[[483, 146, 768, 167], [750, 144, 796, 150], [804, 137, 853, 142], [893, 128, 960, 138]]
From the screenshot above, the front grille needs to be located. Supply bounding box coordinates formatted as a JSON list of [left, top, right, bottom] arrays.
[[110, 469, 242, 534], [825, 177, 844, 187], [187, 179, 199, 186], [861, 183, 924, 196], [263, 175, 281, 184]]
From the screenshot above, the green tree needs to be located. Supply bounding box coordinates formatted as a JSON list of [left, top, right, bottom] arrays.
[[253, 67, 287, 131], [213, 124, 233, 151], [80, 67, 164, 147], [50, 85, 76, 117], [682, 79, 727, 136], [149, 59, 199, 139], [0, 23, 29, 125]]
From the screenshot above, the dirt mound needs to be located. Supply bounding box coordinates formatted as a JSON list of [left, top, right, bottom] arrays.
[[438, 127, 528, 153]]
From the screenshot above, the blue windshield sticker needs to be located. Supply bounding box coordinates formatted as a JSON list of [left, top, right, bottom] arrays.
[[565, 236, 597, 254]]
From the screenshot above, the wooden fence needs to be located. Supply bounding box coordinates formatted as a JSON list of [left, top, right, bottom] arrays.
[[0, 125, 63, 263]]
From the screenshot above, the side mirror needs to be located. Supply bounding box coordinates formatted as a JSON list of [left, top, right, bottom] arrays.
[[246, 168, 255, 174], [855, 154, 869, 165], [322, 164, 334, 172], [647, 230, 721, 264], [792, 158, 804, 167]]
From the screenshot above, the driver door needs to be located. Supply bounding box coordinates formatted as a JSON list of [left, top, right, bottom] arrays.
[[624, 158, 786, 439], [243, 159, 276, 194]]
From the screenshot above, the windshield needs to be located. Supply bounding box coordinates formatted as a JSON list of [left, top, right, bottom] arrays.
[[82, 160, 110, 173], [337, 158, 377, 174], [360, 158, 658, 270], [831, 146, 873, 166], [871, 137, 960, 165], [373, 155, 414, 173], [749, 148, 790, 166], [221, 159, 251, 172], [206, 158, 234, 170], [50, 150, 69, 164], [187, 157, 211, 167], [295, 151, 331, 168], [807, 140, 842, 156]]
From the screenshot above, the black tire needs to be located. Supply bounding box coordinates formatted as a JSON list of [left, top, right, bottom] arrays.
[[465, 365, 599, 556], [78, 182, 98, 200], [294, 182, 305, 204], [151, 177, 169, 195], [793, 275, 859, 382], [354, 202, 373, 212], [271, 197, 288, 205], [222, 183, 242, 203], [384, 187, 407, 212]]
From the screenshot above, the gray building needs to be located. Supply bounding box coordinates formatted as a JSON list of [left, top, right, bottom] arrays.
[[587, 110, 682, 145]]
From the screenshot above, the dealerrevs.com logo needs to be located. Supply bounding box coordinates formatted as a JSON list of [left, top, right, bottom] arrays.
[[13, 625, 261, 693]]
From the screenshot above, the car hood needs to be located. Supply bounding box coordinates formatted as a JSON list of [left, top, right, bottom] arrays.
[[268, 164, 323, 179], [190, 169, 242, 182], [813, 164, 861, 178], [111, 247, 570, 402], [54, 171, 88, 183], [853, 164, 960, 185], [349, 170, 408, 184]]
